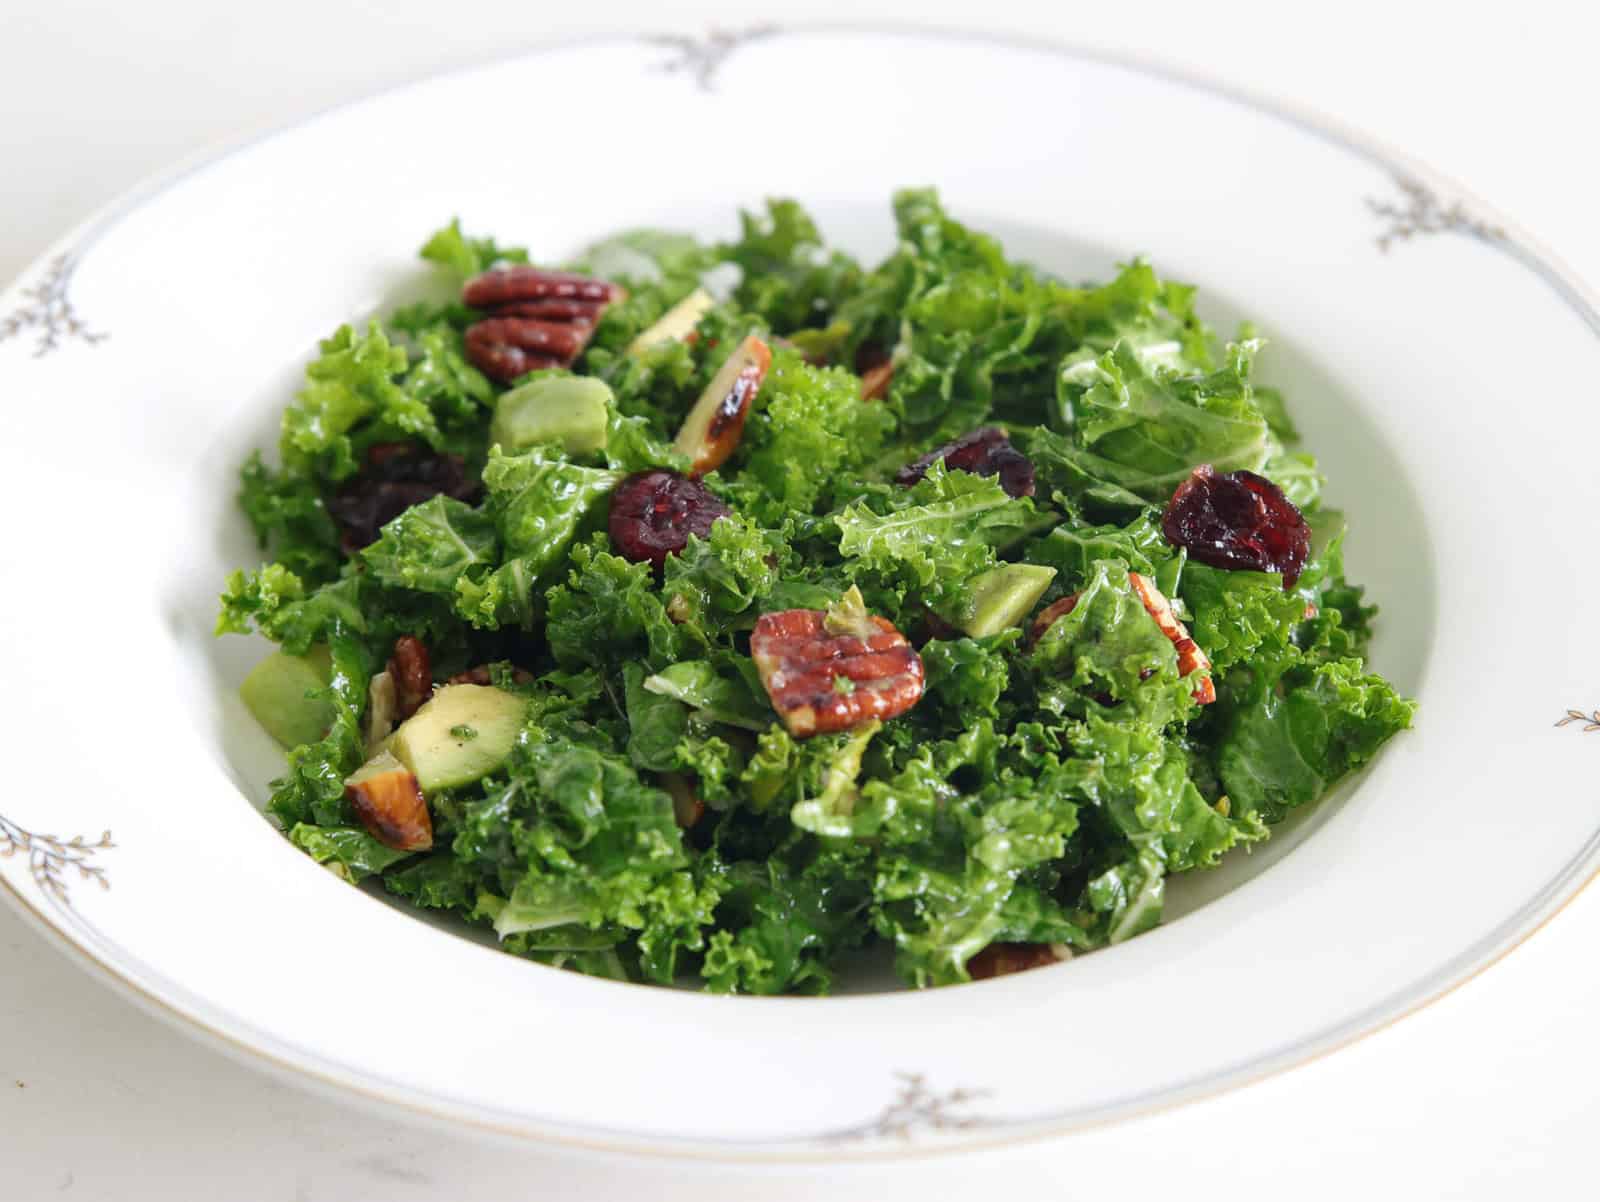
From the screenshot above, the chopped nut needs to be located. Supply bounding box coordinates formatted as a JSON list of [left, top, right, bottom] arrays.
[[1127, 572, 1214, 704], [672, 335, 772, 478], [387, 636, 433, 721], [345, 752, 433, 852], [364, 670, 397, 757], [1028, 593, 1080, 645], [662, 773, 706, 830], [968, 942, 1071, 980], [859, 361, 893, 401]]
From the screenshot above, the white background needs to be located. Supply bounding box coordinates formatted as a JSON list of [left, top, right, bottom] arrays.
[[1, 2, 1593, 1197]]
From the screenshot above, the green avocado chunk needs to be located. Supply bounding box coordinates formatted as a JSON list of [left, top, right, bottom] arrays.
[[390, 684, 527, 793], [954, 564, 1058, 638], [239, 645, 335, 749], [490, 375, 613, 456]]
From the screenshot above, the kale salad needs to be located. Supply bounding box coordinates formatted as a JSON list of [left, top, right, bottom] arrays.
[[218, 189, 1414, 993]]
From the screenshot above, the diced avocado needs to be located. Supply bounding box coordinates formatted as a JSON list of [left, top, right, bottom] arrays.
[[489, 375, 612, 456], [239, 645, 335, 749], [390, 684, 526, 793], [954, 564, 1058, 638]]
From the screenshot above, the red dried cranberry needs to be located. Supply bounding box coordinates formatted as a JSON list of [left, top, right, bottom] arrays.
[[326, 443, 481, 553], [896, 427, 1036, 498], [608, 470, 730, 570], [1161, 465, 1311, 588]]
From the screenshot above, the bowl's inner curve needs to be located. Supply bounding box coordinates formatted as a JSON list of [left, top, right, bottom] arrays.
[[187, 203, 1437, 995]]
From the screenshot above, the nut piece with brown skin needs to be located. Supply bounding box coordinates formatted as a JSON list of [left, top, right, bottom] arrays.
[[387, 635, 433, 721], [750, 592, 925, 738], [345, 754, 433, 853], [968, 942, 1072, 981], [1127, 572, 1215, 705], [1028, 594, 1080, 645], [662, 773, 706, 830], [364, 671, 398, 756], [855, 344, 893, 401], [459, 266, 626, 384], [859, 362, 893, 401], [672, 335, 772, 478], [1028, 577, 1215, 704]]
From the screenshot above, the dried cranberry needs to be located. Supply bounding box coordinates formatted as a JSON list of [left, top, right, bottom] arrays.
[[896, 427, 1036, 498], [326, 443, 481, 553], [1161, 465, 1311, 588], [608, 470, 730, 570]]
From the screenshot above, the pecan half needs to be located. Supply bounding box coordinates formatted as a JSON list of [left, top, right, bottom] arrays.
[[486, 297, 607, 324], [387, 636, 433, 721], [463, 266, 625, 309], [465, 315, 593, 366], [1127, 572, 1215, 704], [968, 942, 1071, 980], [461, 266, 625, 383], [750, 597, 925, 737]]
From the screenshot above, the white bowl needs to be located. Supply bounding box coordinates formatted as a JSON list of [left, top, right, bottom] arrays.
[[2, 26, 1597, 1161]]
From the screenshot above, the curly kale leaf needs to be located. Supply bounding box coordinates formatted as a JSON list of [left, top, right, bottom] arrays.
[[419, 218, 529, 281], [719, 198, 863, 333], [545, 540, 694, 672], [361, 495, 498, 597], [728, 350, 896, 522], [453, 447, 622, 630], [833, 462, 1037, 617], [1216, 658, 1415, 827], [455, 739, 719, 984], [236, 453, 342, 584]]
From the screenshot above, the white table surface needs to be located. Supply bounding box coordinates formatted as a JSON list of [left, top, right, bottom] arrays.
[[2, 2, 1594, 1197]]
